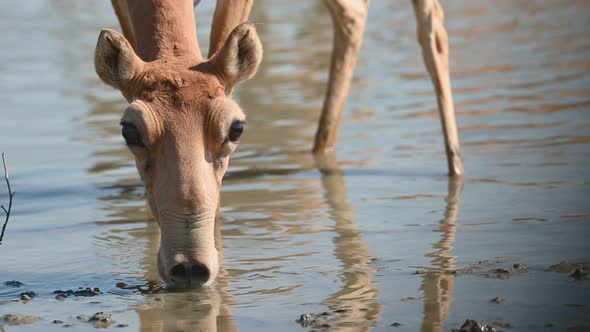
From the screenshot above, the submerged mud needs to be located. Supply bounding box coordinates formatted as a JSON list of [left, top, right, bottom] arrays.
[[549, 261, 590, 281], [1, 314, 41, 326], [414, 259, 530, 279], [0, 310, 123, 330]]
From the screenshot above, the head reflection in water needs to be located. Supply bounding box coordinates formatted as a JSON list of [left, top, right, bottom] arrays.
[[94, 0, 262, 287]]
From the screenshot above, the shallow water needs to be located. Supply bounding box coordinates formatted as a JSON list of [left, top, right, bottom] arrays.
[[1, 0, 589, 331]]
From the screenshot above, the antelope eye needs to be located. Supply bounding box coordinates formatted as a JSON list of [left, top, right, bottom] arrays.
[[121, 122, 142, 146], [228, 121, 244, 143]]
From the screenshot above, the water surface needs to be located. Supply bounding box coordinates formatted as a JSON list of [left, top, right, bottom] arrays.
[[1, 1, 589, 331]]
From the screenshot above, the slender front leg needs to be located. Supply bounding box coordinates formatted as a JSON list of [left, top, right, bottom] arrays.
[[313, 0, 368, 153], [412, 0, 463, 176], [208, 0, 254, 58]]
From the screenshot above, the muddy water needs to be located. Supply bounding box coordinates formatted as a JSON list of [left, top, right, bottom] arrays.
[[1, 0, 589, 331]]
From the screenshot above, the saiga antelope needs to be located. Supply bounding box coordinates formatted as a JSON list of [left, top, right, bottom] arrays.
[[94, 0, 462, 287]]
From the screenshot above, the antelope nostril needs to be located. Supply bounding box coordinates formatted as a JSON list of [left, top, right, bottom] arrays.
[[170, 263, 188, 279], [191, 263, 210, 284], [168, 262, 210, 287]]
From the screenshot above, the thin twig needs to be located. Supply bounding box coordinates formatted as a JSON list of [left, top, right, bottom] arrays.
[[0, 153, 15, 245]]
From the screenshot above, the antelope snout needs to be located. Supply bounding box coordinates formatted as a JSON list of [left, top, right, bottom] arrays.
[[156, 213, 219, 287]]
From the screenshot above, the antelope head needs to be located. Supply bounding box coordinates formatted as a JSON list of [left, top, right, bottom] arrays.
[[94, 22, 262, 287]]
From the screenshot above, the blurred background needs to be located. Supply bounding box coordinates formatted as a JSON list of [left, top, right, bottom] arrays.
[[0, 1, 589, 331]]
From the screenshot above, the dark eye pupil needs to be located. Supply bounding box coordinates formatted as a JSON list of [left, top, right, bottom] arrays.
[[122, 124, 141, 146], [229, 122, 244, 143]]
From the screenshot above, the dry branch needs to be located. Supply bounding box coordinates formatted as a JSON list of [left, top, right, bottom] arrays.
[[0, 153, 15, 245]]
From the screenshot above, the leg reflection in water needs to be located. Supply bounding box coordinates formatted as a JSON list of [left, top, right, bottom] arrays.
[[420, 177, 463, 332], [315, 154, 381, 330]]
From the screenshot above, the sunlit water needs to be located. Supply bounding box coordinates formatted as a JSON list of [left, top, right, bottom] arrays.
[[1, 1, 589, 331]]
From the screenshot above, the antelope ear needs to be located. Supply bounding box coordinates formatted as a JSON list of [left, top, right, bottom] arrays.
[[209, 22, 263, 95], [95, 29, 144, 90]]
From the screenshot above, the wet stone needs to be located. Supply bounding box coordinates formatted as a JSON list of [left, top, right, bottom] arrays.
[[115, 282, 161, 294], [74, 288, 102, 297], [1, 314, 41, 326], [296, 312, 332, 329], [53, 287, 102, 299], [450, 319, 497, 332], [490, 297, 504, 304], [401, 296, 422, 301], [487, 268, 512, 279], [570, 267, 589, 281], [513, 263, 526, 270], [88, 312, 116, 328], [3, 280, 23, 288], [19, 291, 36, 299], [52, 320, 64, 324], [116, 323, 129, 328], [391, 322, 402, 327]]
